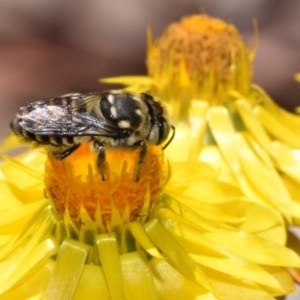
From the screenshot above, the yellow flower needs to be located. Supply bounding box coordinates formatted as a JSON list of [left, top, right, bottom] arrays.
[[102, 14, 300, 227], [1, 13, 300, 300], [0, 130, 300, 299]]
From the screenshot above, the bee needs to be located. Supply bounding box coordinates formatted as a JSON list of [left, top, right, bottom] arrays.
[[10, 90, 175, 181]]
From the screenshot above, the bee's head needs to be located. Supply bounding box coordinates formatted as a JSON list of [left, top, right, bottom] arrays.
[[141, 93, 174, 147]]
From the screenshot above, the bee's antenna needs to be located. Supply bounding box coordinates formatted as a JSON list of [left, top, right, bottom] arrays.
[[162, 125, 175, 150]]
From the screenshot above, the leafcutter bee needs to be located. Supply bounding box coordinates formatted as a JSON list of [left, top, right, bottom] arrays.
[[10, 90, 175, 180]]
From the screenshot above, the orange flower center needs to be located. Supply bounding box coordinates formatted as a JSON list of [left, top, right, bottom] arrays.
[[44, 142, 169, 233]]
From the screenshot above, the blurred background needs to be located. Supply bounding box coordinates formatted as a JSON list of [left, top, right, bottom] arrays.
[[0, 0, 300, 140]]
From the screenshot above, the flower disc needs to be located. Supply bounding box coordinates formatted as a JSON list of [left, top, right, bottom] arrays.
[[44, 142, 169, 232]]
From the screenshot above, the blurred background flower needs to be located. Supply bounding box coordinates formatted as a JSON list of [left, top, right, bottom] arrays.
[[0, 0, 300, 141]]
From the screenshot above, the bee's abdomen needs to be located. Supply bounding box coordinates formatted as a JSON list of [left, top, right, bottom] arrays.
[[48, 135, 75, 146], [10, 116, 46, 143], [10, 117, 34, 140], [10, 117, 23, 136], [33, 135, 74, 146], [10, 116, 75, 147], [10, 104, 39, 140]]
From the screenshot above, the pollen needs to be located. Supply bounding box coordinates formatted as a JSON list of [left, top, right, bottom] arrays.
[[44, 142, 169, 233], [147, 14, 253, 112]]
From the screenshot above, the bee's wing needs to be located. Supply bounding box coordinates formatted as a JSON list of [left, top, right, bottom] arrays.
[[19, 106, 121, 137]]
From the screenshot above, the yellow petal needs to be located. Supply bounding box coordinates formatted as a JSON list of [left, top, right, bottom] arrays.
[[0, 259, 54, 300], [182, 180, 243, 205], [235, 99, 272, 155], [1, 153, 44, 203], [207, 106, 292, 220], [95, 233, 125, 300], [253, 84, 300, 130], [150, 258, 210, 300], [0, 133, 23, 151], [1, 238, 57, 295], [127, 221, 164, 258], [203, 266, 276, 300], [121, 252, 157, 300], [261, 265, 296, 296], [165, 122, 190, 162], [191, 253, 284, 293], [44, 239, 89, 300], [0, 204, 53, 261], [269, 141, 300, 184], [204, 231, 300, 267], [144, 218, 214, 293], [99, 76, 154, 86], [1, 152, 43, 180], [0, 200, 47, 235], [0, 180, 21, 210], [72, 264, 110, 300], [253, 104, 300, 148], [167, 161, 217, 186], [235, 200, 286, 244], [198, 145, 237, 185]]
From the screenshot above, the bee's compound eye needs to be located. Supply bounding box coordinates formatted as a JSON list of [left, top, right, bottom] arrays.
[[158, 121, 170, 145], [100, 95, 114, 120], [119, 129, 132, 138]]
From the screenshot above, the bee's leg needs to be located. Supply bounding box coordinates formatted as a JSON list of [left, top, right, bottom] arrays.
[[135, 141, 147, 181], [94, 141, 107, 181], [53, 144, 80, 160]]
